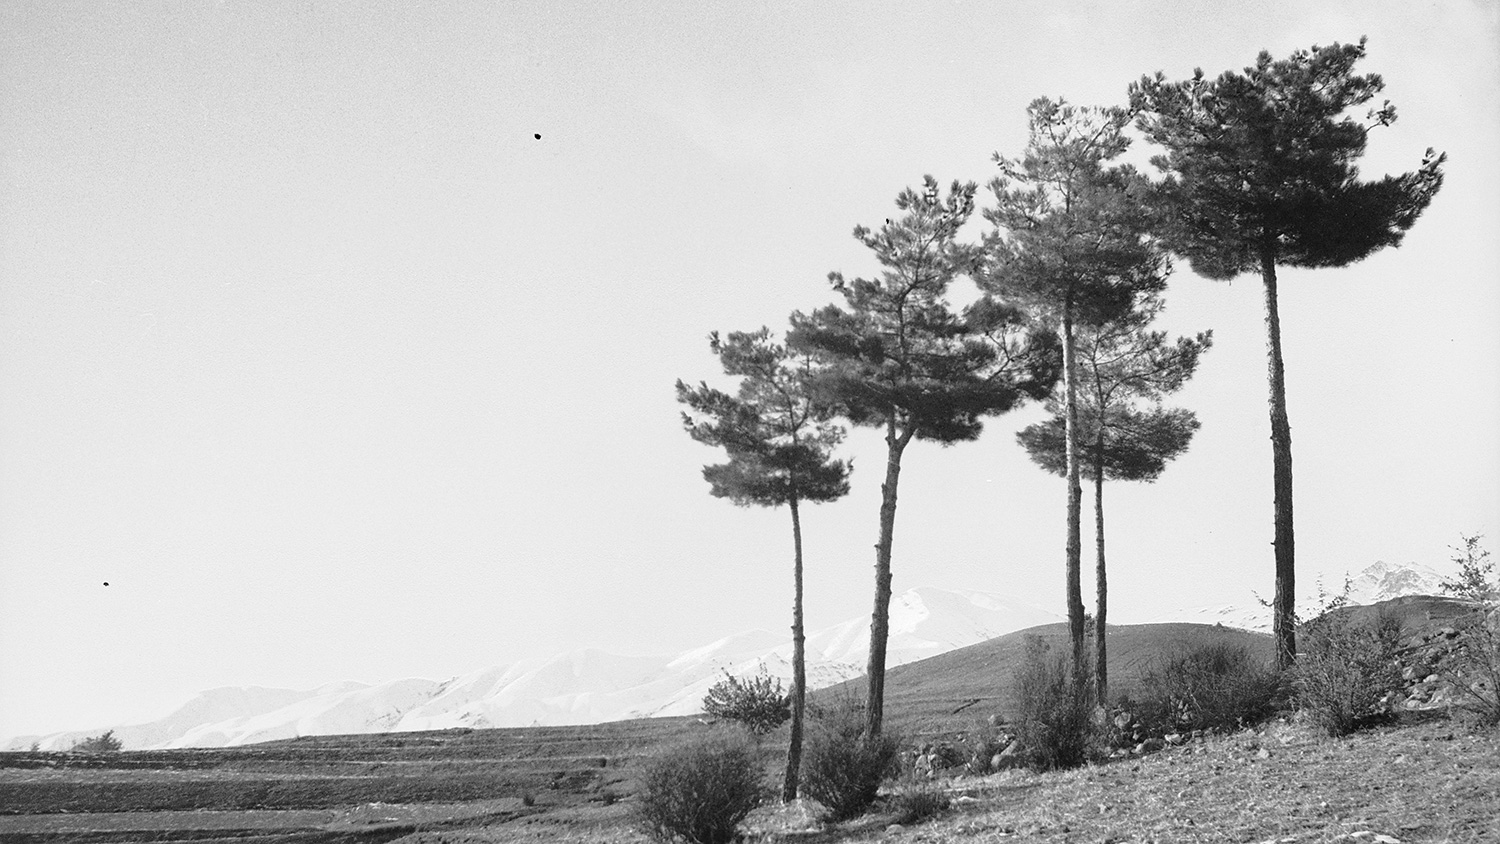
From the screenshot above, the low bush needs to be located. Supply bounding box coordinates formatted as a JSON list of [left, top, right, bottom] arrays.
[[1437, 535, 1500, 725], [889, 782, 950, 825], [634, 730, 767, 844], [1012, 637, 1098, 771], [701, 669, 790, 736], [71, 730, 122, 753], [800, 700, 901, 822], [1295, 609, 1405, 736], [1132, 642, 1283, 736], [1440, 607, 1500, 726]]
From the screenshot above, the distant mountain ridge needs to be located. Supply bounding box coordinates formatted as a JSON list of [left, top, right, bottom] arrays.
[[4, 561, 1446, 750], [5, 586, 1061, 750]]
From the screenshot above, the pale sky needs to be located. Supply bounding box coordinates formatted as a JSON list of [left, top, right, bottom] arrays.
[[2, 0, 1497, 741]]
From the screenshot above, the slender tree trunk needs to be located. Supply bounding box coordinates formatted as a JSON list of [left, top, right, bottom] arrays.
[[1093, 447, 1108, 704], [1260, 251, 1297, 669], [1061, 301, 1087, 677], [783, 497, 806, 802], [866, 414, 914, 737]]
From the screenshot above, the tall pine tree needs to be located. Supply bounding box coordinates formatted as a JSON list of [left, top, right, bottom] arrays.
[[982, 99, 1170, 675], [1016, 295, 1211, 700], [789, 176, 1056, 737], [1130, 38, 1446, 666], [676, 327, 851, 800]]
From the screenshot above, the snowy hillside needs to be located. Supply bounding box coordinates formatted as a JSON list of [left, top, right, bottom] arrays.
[[5, 587, 1059, 750]]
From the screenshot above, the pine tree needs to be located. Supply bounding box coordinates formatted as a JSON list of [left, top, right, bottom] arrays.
[[676, 328, 850, 801], [1131, 38, 1446, 667], [1016, 295, 1210, 700], [982, 99, 1170, 676], [789, 176, 1057, 737]]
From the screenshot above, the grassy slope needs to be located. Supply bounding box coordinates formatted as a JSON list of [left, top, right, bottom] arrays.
[[820, 620, 1275, 737]]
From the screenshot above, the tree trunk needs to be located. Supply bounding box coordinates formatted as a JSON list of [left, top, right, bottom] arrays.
[[1093, 446, 1108, 704], [783, 497, 806, 802], [1260, 251, 1297, 669], [1061, 301, 1087, 677], [866, 414, 914, 737]]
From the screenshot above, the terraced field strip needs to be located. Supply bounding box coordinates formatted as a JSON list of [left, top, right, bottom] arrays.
[[0, 797, 530, 843]]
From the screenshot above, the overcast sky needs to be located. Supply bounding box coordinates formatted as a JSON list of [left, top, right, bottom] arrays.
[[2, 0, 1496, 741]]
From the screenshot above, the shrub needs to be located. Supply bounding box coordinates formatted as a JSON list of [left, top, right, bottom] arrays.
[[1442, 610, 1500, 726], [72, 730, 122, 753], [635, 730, 766, 844], [1295, 609, 1405, 736], [800, 700, 901, 822], [701, 669, 790, 736], [1132, 642, 1283, 736], [889, 782, 950, 825], [1012, 637, 1098, 771], [1441, 534, 1497, 603]]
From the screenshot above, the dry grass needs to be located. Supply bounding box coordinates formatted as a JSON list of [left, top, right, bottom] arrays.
[[406, 715, 1497, 844], [874, 716, 1497, 843]]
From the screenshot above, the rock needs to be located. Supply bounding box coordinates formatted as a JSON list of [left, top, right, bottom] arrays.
[[1164, 732, 1185, 746], [1136, 738, 1164, 754], [1256, 748, 1271, 760]]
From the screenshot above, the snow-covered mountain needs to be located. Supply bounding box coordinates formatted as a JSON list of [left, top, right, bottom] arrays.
[[5, 587, 1060, 750], [1141, 560, 1448, 632]]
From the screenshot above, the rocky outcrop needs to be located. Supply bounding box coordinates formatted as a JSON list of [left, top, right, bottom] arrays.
[[1391, 603, 1498, 714]]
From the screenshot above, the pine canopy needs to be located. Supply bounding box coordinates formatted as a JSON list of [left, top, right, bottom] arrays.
[[676, 328, 850, 508], [1130, 38, 1446, 279]]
